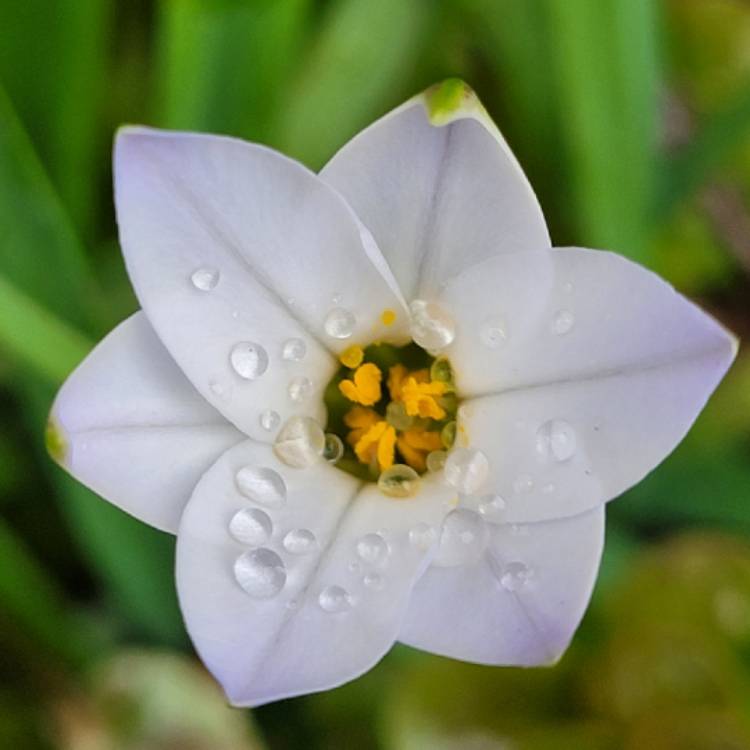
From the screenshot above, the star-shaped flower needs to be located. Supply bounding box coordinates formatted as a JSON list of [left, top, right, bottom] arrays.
[[48, 80, 737, 706]]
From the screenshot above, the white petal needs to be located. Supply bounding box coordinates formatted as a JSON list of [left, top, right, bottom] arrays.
[[176, 440, 452, 706], [320, 82, 550, 299], [443, 248, 737, 523], [50, 313, 243, 532], [114, 128, 409, 440], [399, 507, 605, 665]]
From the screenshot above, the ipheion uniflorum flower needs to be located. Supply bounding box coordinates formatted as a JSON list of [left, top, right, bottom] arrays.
[[47, 79, 737, 706]]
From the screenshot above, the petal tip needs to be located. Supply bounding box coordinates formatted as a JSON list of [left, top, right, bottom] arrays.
[[422, 78, 480, 126], [44, 414, 68, 467]]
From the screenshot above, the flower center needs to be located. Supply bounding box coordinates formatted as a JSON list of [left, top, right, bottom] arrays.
[[323, 340, 458, 495]]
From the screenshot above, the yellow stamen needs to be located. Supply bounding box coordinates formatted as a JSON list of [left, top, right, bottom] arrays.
[[401, 377, 447, 419], [339, 363, 382, 406], [381, 309, 397, 326], [388, 365, 429, 401], [343, 407, 380, 446], [339, 344, 364, 369], [397, 428, 443, 472], [354, 420, 396, 471]]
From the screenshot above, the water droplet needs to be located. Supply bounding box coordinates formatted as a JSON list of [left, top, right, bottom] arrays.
[[363, 572, 384, 590], [288, 375, 312, 403], [318, 585, 353, 613], [281, 338, 307, 362], [385, 401, 414, 431], [443, 448, 489, 494], [441, 421, 457, 449], [273, 416, 325, 468], [348, 560, 361, 573], [228, 508, 272, 546], [480, 316, 507, 348], [552, 309, 575, 335], [324, 307, 356, 339], [282, 528, 317, 555], [230, 342, 269, 380], [430, 357, 454, 385], [433, 509, 488, 567], [426, 450, 448, 473], [409, 299, 455, 351], [356, 533, 389, 566], [498, 561, 532, 592], [231, 310, 240, 320], [536, 419, 577, 462], [190, 267, 219, 291], [478, 494, 506, 521], [235, 466, 286, 506], [409, 523, 437, 549], [259, 409, 281, 432], [323, 433, 344, 463], [233, 548, 286, 598], [286, 599, 298, 610], [378, 464, 420, 498], [563, 281, 574, 293], [209, 379, 226, 397], [513, 474, 534, 494]]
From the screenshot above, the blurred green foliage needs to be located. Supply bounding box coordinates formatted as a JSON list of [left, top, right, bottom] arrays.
[[0, 0, 748, 747]]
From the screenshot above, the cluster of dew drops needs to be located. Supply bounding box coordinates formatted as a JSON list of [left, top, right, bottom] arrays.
[[190, 266, 581, 609]]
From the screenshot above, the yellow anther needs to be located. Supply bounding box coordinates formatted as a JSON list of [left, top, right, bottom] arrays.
[[381, 309, 397, 326], [401, 377, 447, 420], [354, 420, 396, 471], [396, 428, 443, 472], [388, 365, 429, 402], [344, 407, 380, 446], [339, 344, 364, 369], [339, 363, 382, 406]]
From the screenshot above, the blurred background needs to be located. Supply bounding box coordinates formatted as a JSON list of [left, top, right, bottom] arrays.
[[0, 0, 749, 747]]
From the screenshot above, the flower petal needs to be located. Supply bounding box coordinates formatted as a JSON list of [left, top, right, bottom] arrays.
[[114, 128, 409, 440], [176, 440, 452, 706], [442, 248, 737, 523], [50, 313, 243, 532], [399, 507, 605, 665], [320, 80, 550, 299]]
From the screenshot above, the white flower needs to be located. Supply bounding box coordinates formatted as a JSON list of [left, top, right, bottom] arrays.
[[48, 80, 737, 706]]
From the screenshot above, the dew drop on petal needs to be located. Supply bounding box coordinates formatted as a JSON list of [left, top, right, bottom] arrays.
[[323, 433, 344, 463], [273, 416, 325, 468], [479, 316, 507, 348], [513, 474, 534, 494], [478, 494, 506, 521], [498, 561, 532, 592], [233, 548, 286, 598], [230, 342, 269, 380], [409, 523, 437, 549], [433, 509, 488, 567], [282, 528, 317, 555], [319, 585, 353, 613], [426, 450, 447, 473], [288, 375, 313, 403], [235, 466, 287, 506], [356, 533, 389, 566], [190, 267, 219, 291], [363, 572, 384, 590], [282, 338, 307, 362], [228, 508, 272, 546], [259, 409, 281, 432], [409, 299, 455, 351], [378, 464, 420, 498], [324, 307, 356, 339], [443, 448, 489, 494], [536, 419, 577, 462], [552, 309, 575, 335]]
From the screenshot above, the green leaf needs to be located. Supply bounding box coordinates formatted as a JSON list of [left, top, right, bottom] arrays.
[[154, 0, 311, 141], [542, 0, 660, 265], [274, 0, 429, 168], [0, 0, 113, 235]]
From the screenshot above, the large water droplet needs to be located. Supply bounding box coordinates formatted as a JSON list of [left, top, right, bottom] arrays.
[[535, 419, 577, 462], [318, 585, 353, 613], [233, 548, 286, 598], [235, 466, 287, 506], [443, 448, 489, 494], [552, 309, 575, 335], [356, 533, 389, 566], [409, 523, 437, 550], [498, 561, 532, 592], [478, 494, 506, 521], [378, 464, 420, 498], [283, 528, 317, 555], [228, 508, 272, 546], [433, 509, 488, 567], [426, 450, 447, 473], [409, 299, 455, 351], [480, 316, 507, 348], [324, 307, 356, 339], [190, 267, 219, 291], [323, 433, 344, 463], [230, 342, 269, 380], [273, 416, 325, 468], [288, 376, 312, 403], [282, 338, 307, 362], [259, 409, 280, 432]]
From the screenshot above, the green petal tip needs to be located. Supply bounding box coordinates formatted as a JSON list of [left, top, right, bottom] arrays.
[[424, 78, 477, 125], [45, 417, 68, 465]]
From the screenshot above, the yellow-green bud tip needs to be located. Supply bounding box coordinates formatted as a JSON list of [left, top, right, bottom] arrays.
[[424, 78, 476, 125], [45, 417, 68, 465]]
